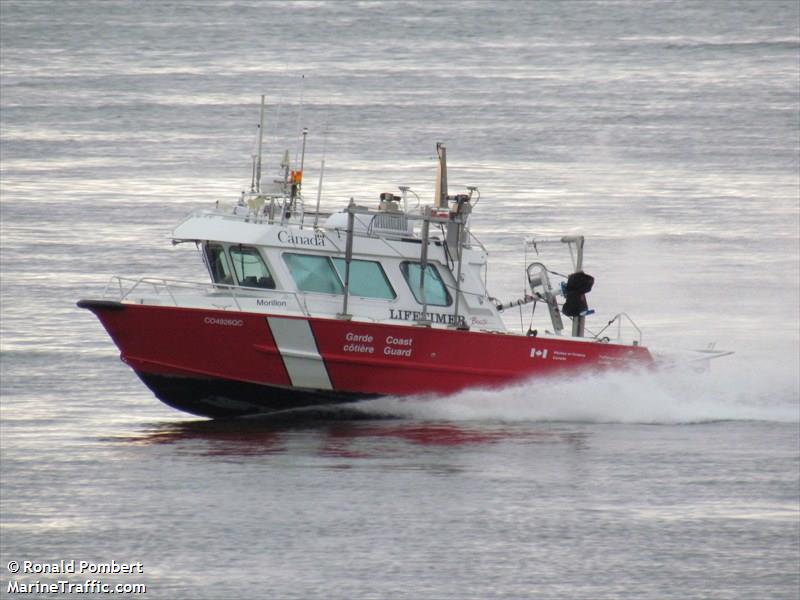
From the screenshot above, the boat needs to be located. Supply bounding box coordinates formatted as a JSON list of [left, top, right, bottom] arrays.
[[78, 98, 730, 418]]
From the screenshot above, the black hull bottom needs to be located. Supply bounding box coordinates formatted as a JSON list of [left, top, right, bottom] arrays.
[[136, 372, 378, 419]]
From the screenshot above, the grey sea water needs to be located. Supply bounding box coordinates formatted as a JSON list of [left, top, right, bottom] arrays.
[[1, 1, 798, 598]]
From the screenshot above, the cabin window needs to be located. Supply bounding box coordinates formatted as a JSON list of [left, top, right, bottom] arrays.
[[205, 244, 233, 285], [283, 254, 396, 300], [332, 258, 396, 300], [283, 253, 344, 295], [400, 262, 452, 306], [229, 245, 276, 289]]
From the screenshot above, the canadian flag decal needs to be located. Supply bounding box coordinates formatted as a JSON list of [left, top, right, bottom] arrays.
[[530, 348, 548, 359]]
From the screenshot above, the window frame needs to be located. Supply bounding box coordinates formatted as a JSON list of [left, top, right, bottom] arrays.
[[331, 257, 397, 301], [400, 261, 453, 307], [282, 252, 345, 296], [205, 243, 234, 286], [282, 252, 397, 301], [229, 244, 276, 290]]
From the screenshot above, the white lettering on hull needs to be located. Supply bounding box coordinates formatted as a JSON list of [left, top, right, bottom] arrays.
[[384, 346, 412, 357], [343, 343, 374, 354], [204, 316, 244, 327], [341, 330, 415, 358], [346, 332, 373, 343], [550, 350, 587, 361]]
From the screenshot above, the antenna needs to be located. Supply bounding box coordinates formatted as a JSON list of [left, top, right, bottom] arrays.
[[255, 95, 266, 193], [294, 74, 305, 167], [281, 149, 290, 192], [313, 159, 325, 228], [299, 128, 308, 187], [313, 107, 331, 228]]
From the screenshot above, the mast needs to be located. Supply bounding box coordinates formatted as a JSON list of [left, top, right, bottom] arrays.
[[450, 191, 473, 330], [434, 142, 448, 208]]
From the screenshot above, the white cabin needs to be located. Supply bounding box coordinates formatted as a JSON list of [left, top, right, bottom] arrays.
[[168, 192, 507, 332]]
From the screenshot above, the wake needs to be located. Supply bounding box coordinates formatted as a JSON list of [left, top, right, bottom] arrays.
[[356, 353, 799, 425]]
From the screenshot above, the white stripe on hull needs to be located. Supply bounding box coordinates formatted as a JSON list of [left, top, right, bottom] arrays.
[[267, 317, 333, 390]]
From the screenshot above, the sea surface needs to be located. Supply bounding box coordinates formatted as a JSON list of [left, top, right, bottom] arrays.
[[1, 1, 799, 598]]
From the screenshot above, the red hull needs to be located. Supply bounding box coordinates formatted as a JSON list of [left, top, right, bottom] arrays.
[[79, 300, 654, 417]]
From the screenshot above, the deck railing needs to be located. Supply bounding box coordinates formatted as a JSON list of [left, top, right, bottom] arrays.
[[591, 312, 643, 345], [102, 276, 309, 315]]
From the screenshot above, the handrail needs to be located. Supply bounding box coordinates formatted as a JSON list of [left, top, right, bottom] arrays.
[[102, 276, 309, 316], [592, 312, 642, 345], [468, 229, 487, 252]]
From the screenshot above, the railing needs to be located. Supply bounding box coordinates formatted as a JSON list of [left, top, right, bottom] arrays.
[[101, 276, 309, 316], [467, 230, 487, 253], [590, 312, 643, 345]]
